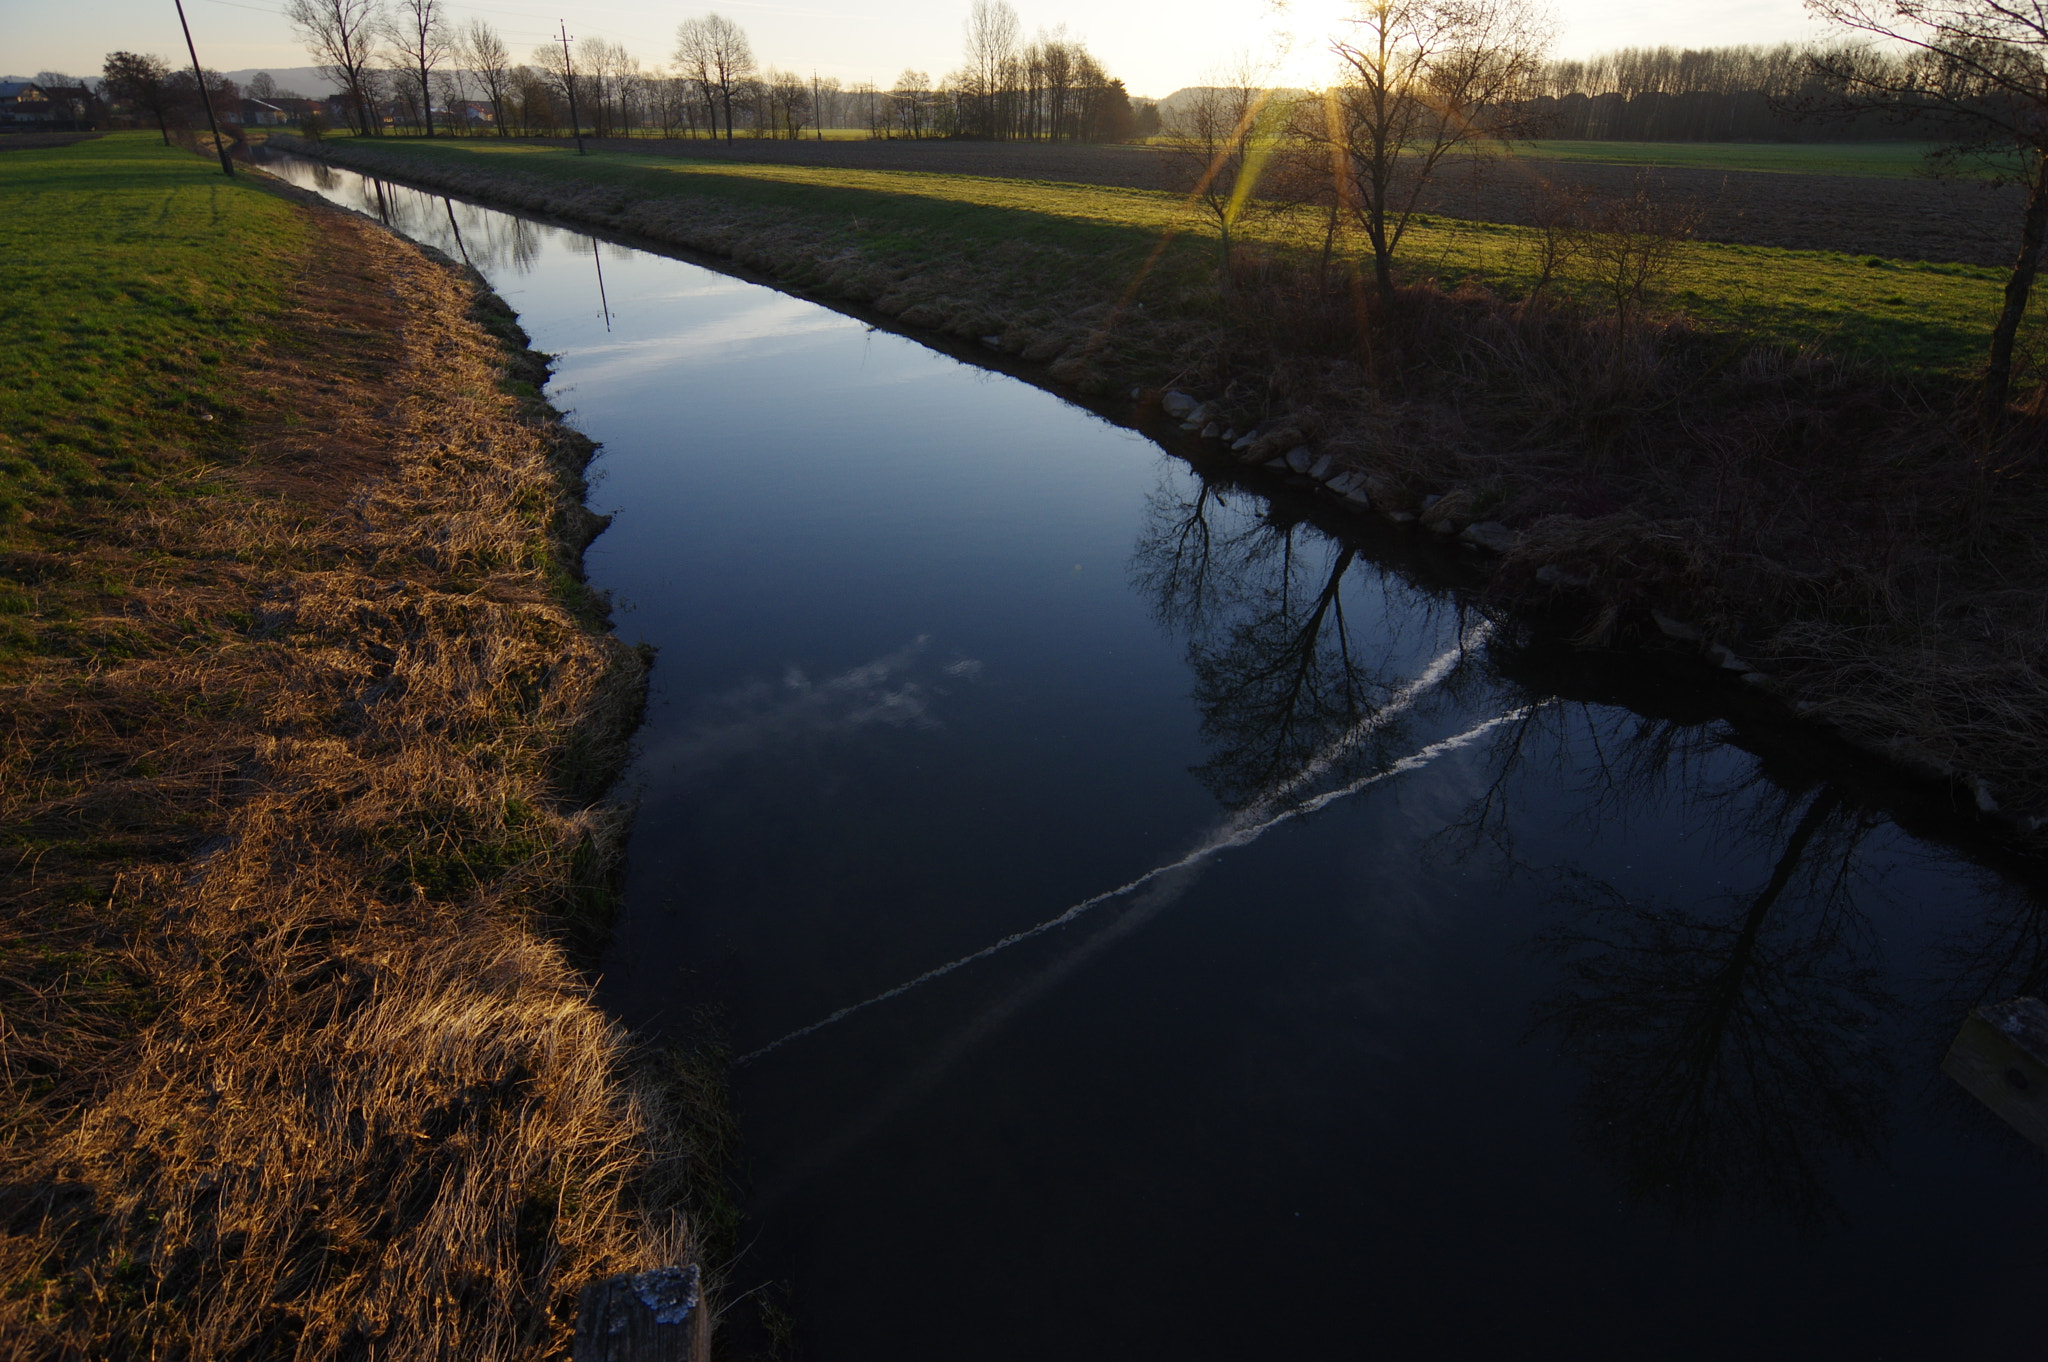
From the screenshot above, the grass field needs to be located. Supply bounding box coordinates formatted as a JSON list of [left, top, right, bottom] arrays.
[[0, 135, 310, 665], [0, 137, 307, 522], [316, 135, 2025, 376]]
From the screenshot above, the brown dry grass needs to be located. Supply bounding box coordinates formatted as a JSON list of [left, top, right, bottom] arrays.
[[0, 194, 715, 1358]]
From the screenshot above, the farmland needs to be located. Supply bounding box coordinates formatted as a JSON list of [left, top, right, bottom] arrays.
[[285, 135, 2024, 374], [478, 132, 2026, 269], [1504, 138, 1979, 178]]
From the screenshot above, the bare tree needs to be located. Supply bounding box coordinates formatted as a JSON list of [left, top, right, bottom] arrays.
[[1804, 0, 2048, 416], [671, 22, 718, 135], [763, 67, 812, 138], [892, 68, 934, 137], [673, 13, 754, 140], [961, 0, 1020, 137], [1320, 0, 1553, 300], [384, 0, 449, 136], [529, 37, 578, 137], [287, 0, 385, 136], [102, 51, 178, 143], [1576, 178, 1703, 334], [849, 80, 884, 137], [457, 18, 512, 136], [1164, 62, 1289, 284]]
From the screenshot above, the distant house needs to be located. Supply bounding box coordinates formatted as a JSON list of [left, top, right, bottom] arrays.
[[239, 96, 325, 127], [1, 82, 99, 131], [448, 100, 495, 127]]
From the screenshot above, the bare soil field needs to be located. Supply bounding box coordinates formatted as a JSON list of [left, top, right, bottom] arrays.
[[1417, 156, 2024, 267], [543, 135, 2022, 267]]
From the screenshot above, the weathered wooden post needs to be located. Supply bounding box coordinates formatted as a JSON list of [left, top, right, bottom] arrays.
[[573, 1264, 709, 1362], [1943, 996, 2048, 1152]]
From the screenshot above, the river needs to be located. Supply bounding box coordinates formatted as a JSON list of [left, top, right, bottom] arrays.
[[264, 153, 2047, 1360]]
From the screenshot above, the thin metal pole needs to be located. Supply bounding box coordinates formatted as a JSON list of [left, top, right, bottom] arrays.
[[172, 0, 233, 176], [590, 236, 612, 330], [559, 21, 585, 155]]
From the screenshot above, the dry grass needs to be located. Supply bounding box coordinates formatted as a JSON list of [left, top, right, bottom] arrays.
[[0, 192, 716, 1358]]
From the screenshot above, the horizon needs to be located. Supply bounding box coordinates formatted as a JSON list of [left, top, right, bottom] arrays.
[[14, 0, 1827, 105]]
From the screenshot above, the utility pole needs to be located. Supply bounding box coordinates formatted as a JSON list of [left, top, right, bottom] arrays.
[[172, 0, 233, 176], [558, 21, 585, 155], [814, 71, 821, 141]]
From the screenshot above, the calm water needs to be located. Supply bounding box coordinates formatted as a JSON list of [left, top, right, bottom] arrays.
[[269, 155, 2047, 1359]]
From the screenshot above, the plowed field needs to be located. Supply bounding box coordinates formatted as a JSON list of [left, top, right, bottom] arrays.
[[560, 135, 2021, 267]]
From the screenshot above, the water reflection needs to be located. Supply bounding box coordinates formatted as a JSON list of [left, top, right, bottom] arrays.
[[1133, 480, 1470, 808], [275, 158, 570, 280], [1533, 781, 1895, 1227], [1136, 478, 1924, 1228]]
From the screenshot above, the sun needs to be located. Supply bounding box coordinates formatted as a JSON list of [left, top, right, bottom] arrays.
[[1265, 0, 1359, 87]]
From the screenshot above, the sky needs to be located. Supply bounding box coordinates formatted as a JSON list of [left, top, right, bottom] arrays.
[[11, 0, 1830, 99]]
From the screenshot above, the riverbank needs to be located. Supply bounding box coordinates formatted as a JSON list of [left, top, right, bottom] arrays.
[[0, 136, 719, 1356], [273, 133, 2048, 838]]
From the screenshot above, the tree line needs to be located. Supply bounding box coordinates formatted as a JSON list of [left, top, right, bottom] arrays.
[[95, 54, 255, 144], [1164, 0, 2048, 416], [1527, 42, 1917, 142], [275, 0, 1137, 141]]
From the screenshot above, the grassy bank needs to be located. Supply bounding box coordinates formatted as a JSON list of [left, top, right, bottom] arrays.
[[280, 135, 2017, 374], [1, 134, 717, 1357], [277, 132, 2048, 836]]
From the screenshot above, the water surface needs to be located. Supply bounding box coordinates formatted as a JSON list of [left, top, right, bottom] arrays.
[[268, 155, 2048, 1361]]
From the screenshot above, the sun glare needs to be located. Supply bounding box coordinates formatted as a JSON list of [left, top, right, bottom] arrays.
[[1266, 0, 1358, 87]]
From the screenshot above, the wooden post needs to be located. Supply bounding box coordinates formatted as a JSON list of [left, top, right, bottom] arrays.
[[573, 1264, 709, 1362], [1943, 996, 2048, 1152]]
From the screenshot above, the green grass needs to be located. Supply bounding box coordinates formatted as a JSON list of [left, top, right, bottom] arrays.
[[1503, 139, 2012, 179], [0, 134, 309, 523], [323, 135, 2025, 377], [1396, 215, 2016, 370], [0, 133, 310, 667]]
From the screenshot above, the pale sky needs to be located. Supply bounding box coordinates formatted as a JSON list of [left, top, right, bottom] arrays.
[[10, 0, 1828, 99]]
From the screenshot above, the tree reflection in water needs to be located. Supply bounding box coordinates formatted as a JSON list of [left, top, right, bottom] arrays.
[[1134, 473, 1908, 1227], [1533, 779, 1897, 1227], [1131, 479, 1469, 810]]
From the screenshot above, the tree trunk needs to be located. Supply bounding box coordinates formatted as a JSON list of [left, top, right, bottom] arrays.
[[1985, 149, 2048, 422], [155, 110, 170, 145], [421, 66, 435, 137], [1368, 219, 1396, 303]]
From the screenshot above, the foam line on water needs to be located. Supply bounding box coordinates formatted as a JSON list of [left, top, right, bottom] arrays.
[[752, 703, 1543, 1201], [736, 627, 1499, 1067]]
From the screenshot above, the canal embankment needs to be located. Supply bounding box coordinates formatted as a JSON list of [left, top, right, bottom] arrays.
[[0, 135, 720, 1358], [272, 132, 2048, 839]]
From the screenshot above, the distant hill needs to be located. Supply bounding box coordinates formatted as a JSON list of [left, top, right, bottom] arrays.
[[1153, 86, 1314, 123], [5, 67, 344, 96], [224, 67, 343, 97]]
